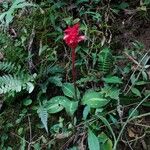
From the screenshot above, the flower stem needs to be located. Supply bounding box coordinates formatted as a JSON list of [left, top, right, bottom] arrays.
[[72, 48, 77, 100]]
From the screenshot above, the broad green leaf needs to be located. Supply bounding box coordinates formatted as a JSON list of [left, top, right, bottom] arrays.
[[88, 129, 100, 150], [46, 96, 78, 116], [64, 101, 78, 116], [98, 132, 112, 150], [103, 76, 122, 84], [47, 103, 64, 114], [62, 83, 80, 99], [82, 90, 109, 108], [45, 96, 66, 113], [131, 87, 141, 97]]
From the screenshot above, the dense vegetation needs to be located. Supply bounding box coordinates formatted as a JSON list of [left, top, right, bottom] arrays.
[[0, 0, 150, 149]]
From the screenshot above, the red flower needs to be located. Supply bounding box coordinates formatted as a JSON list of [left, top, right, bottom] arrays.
[[63, 23, 85, 100], [63, 23, 85, 49]]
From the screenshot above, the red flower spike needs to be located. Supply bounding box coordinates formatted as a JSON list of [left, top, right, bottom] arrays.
[[63, 23, 85, 49], [63, 23, 85, 100]]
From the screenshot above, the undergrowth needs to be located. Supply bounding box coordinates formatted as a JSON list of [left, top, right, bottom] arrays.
[[0, 0, 150, 150]]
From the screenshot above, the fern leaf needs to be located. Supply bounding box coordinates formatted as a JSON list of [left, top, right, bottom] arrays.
[[0, 61, 16, 73], [0, 74, 34, 94], [0, 74, 22, 94], [98, 48, 113, 74], [37, 106, 48, 133]]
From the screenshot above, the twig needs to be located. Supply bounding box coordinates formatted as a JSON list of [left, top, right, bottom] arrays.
[[10, 132, 32, 146], [59, 135, 75, 150], [28, 115, 32, 150], [121, 133, 146, 144], [72, 48, 78, 100]]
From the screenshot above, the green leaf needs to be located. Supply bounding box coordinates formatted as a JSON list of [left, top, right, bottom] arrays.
[[97, 115, 116, 142], [98, 132, 112, 150], [0, 0, 36, 27], [62, 83, 80, 99], [63, 16, 73, 25], [23, 98, 32, 106], [37, 106, 48, 133], [18, 127, 23, 135], [88, 129, 100, 150], [64, 101, 78, 116], [103, 76, 122, 84], [49, 76, 62, 87], [144, 0, 150, 5], [7, 147, 13, 150], [83, 105, 90, 120], [142, 71, 148, 80], [101, 86, 120, 100], [131, 87, 141, 97], [33, 143, 41, 150], [73, 18, 80, 24], [142, 102, 150, 107], [117, 2, 129, 9], [45, 96, 66, 114], [68, 146, 78, 150], [135, 81, 150, 85], [128, 108, 139, 117], [130, 74, 136, 84], [46, 96, 78, 116], [26, 82, 34, 93], [20, 137, 26, 150], [82, 90, 109, 108]]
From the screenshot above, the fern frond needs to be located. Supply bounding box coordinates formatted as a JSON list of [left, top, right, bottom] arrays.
[[0, 74, 21, 94], [98, 48, 113, 74], [37, 106, 48, 133], [0, 61, 16, 73], [0, 74, 34, 94]]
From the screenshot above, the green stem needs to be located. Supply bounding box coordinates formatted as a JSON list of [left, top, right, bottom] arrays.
[[72, 47, 77, 100]]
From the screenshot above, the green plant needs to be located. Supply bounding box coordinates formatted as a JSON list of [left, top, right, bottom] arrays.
[[0, 0, 36, 28], [98, 47, 114, 75], [0, 61, 34, 96], [1, 0, 150, 149], [37, 82, 79, 132]]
